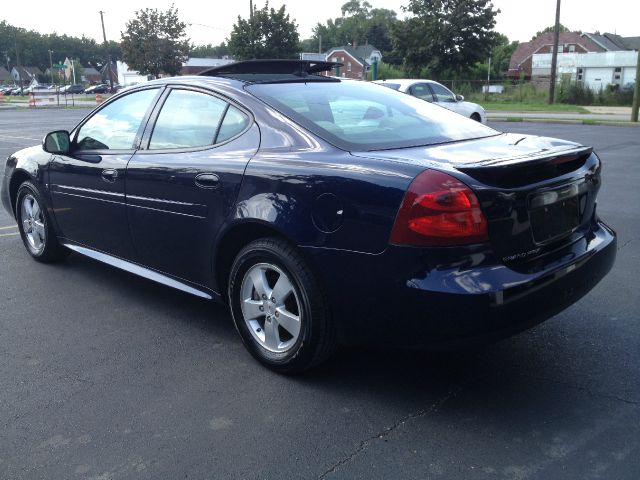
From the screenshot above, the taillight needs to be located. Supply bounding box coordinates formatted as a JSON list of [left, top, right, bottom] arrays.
[[390, 169, 488, 246]]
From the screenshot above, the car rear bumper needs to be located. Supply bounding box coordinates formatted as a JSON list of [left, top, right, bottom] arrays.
[[302, 219, 616, 347]]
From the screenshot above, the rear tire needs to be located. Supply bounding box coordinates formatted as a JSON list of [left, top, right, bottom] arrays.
[[228, 238, 336, 373], [16, 181, 69, 263]]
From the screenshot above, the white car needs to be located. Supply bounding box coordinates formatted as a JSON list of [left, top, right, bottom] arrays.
[[373, 79, 486, 123]]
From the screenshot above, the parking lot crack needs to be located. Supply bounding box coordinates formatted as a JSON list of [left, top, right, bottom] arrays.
[[317, 386, 462, 479], [617, 238, 634, 251]]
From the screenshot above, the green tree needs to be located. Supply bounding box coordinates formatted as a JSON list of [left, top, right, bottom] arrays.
[[307, 1, 398, 56], [121, 5, 190, 78], [0, 21, 122, 76], [190, 42, 230, 58], [228, 2, 300, 60], [532, 24, 570, 40], [391, 0, 499, 78], [490, 33, 518, 78]]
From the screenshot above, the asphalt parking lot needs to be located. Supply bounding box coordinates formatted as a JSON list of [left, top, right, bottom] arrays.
[[0, 109, 639, 479]]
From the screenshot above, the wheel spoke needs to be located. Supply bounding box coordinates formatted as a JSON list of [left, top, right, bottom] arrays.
[[271, 273, 293, 305], [249, 267, 271, 299], [24, 198, 33, 218], [33, 221, 45, 239], [275, 308, 301, 338], [263, 318, 281, 350], [242, 298, 264, 320], [31, 201, 40, 219], [22, 219, 31, 232]]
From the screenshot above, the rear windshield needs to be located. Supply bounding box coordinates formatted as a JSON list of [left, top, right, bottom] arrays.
[[247, 81, 497, 151]]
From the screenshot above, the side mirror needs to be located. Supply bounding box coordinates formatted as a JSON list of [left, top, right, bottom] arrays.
[[43, 130, 71, 155], [455, 94, 464, 102]]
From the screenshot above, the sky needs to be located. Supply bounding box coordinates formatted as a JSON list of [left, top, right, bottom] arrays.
[[1, 0, 637, 56]]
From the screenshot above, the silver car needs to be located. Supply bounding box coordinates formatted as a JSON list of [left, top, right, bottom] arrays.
[[374, 79, 486, 123]]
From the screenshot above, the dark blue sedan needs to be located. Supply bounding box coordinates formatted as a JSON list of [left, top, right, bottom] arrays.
[[1, 60, 616, 372]]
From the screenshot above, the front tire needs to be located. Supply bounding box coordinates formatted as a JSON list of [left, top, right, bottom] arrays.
[[16, 181, 69, 263], [228, 238, 336, 373]]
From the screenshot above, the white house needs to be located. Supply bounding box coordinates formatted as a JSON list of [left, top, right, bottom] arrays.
[[532, 50, 638, 90]]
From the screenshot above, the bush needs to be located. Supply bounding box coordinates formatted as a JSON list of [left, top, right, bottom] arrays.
[[556, 80, 633, 106], [367, 62, 407, 81]]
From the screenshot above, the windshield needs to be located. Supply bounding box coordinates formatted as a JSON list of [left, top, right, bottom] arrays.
[[247, 81, 497, 151]]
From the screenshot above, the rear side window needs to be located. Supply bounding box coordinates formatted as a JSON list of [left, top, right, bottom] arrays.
[[149, 90, 227, 150], [217, 106, 250, 143]]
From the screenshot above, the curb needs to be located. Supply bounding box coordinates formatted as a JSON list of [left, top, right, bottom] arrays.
[[488, 116, 640, 127]]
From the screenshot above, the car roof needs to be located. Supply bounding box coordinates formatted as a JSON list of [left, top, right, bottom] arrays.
[[373, 79, 441, 88]]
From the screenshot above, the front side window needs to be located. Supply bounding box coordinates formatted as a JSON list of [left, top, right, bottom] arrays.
[[76, 88, 159, 151], [149, 90, 228, 150], [429, 83, 456, 103], [248, 81, 497, 151]]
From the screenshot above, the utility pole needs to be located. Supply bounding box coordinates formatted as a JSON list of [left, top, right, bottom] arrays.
[[14, 27, 22, 92], [632, 49, 640, 122], [548, 0, 562, 104], [99, 11, 114, 91], [48, 50, 54, 84]]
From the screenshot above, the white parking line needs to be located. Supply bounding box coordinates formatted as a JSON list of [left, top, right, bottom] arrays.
[[0, 232, 19, 237], [0, 225, 18, 230], [0, 134, 41, 142]]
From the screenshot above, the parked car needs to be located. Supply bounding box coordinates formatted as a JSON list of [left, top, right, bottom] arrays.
[[374, 79, 487, 123], [61, 84, 85, 94], [1, 60, 616, 372], [84, 84, 110, 94], [10, 86, 25, 95]]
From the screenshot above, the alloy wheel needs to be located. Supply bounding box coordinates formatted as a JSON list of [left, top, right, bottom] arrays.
[[20, 193, 46, 255], [240, 262, 302, 353]]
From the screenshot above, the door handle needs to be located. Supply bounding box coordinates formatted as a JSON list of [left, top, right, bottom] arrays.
[[195, 173, 220, 189], [101, 169, 119, 183]]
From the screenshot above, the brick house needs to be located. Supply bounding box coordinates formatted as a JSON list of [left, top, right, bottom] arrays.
[[82, 67, 102, 84], [325, 45, 382, 79], [508, 32, 603, 80]]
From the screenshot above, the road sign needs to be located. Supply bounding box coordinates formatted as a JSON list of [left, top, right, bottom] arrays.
[[53, 63, 65, 68]]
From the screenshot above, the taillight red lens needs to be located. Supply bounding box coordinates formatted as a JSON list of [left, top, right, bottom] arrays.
[[390, 169, 489, 246]]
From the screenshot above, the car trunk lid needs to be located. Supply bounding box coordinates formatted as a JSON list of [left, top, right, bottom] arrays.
[[351, 134, 601, 262]]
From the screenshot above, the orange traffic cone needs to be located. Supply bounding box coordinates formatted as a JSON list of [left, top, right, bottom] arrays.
[[96, 93, 103, 104], [28, 93, 36, 108]]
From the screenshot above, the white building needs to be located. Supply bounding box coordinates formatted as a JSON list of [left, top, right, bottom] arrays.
[[116, 61, 153, 87], [532, 51, 638, 91]]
